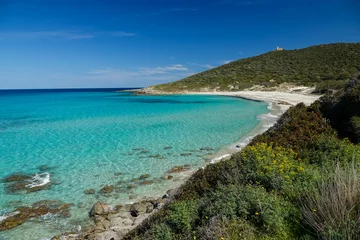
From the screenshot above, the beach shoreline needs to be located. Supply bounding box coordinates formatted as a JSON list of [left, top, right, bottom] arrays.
[[192, 89, 321, 164], [56, 89, 321, 240]]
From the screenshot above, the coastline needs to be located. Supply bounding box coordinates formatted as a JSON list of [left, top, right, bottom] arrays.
[[56, 89, 321, 240], [188, 89, 321, 164]]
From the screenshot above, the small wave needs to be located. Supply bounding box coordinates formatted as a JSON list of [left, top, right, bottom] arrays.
[[210, 154, 231, 164], [0, 211, 20, 222], [25, 172, 51, 188]]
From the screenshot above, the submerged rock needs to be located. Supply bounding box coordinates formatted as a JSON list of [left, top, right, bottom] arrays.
[[138, 150, 149, 155], [139, 180, 154, 185], [147, 154, 165, 159], [132, 148, 145, 151], [200, 147, 215, 151], [163, 146, 173, 150], [127, 184, 136, 189], [114, 172, 122, 176], [167, 165, 191, 173], [3, 172, 52, 194], [2, 173, 31, 183], [84, 189, 96, 195], [139, 174, 150, 180], [0, 200, 72, 231], [100, 185, 114, 194], [180, 153, 192, 157]]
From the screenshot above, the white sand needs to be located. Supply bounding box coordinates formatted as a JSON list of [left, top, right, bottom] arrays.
[[187, 90, 321, 111], [189, 89, 322, 163]]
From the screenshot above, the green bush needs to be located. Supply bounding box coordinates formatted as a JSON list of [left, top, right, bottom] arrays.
[[252, 103, 334, 154], [198, 217, 257, 240], [144, 223, 173, 240], [319, 78, 360, 143], [350, 116, 360, 143], [165, 200, 199, 234], [302, 134, 360, 166], [200, 184, 297, 239], [240, 143, 315, 195]]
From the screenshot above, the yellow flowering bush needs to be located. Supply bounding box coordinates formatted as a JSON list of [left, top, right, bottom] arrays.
[[241, 143, 311, 193]]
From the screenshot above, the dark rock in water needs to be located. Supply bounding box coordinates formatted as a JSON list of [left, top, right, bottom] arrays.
[[3, 172, 52, 194], [236, 145, 241, 148], [132, 148, 145, 151], [2, 173, 31, 183], [90, 202, 109, 217], [131, 178, 138, 182], [147, 154, 165, 159], [114, 172, 122, 176], [139, 180, 154, 185], [180, 153, 192, 157], [84, 189, 96, 195], [127, 184, 136, 189], [100, 185, 114, 194], [200, 147, 215, 151], [77, 202, 86, 208], [0, 200, 72, 231], [38, 165, 52, 172], [138, 150, 149, 155], [167, 165, 191, 173], [129, 195, 137, 200], [139, 174, 150, 180], [26, 183, 52, 193], [163, 146, 173, 150]]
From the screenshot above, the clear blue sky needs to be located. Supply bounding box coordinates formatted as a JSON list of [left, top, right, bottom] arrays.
[[0, 0, 359, 89]]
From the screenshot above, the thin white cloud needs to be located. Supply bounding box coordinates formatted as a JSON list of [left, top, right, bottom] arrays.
[[85, 64, 195, 87], [219, 60, 233, 65], [0, 30, 136, 40], [139, 64, 188, 75], [187, 62, 215, 69]]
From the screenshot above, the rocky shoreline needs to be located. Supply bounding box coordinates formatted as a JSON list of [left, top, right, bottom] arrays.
[[52, 190, 176, 240]]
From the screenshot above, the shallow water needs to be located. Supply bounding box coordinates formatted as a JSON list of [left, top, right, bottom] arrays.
[[0, 89, 268, 239]]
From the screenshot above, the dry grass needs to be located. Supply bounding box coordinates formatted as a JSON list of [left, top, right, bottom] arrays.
[[300, 162, 360, 240]]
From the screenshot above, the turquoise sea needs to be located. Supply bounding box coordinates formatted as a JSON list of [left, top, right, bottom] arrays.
[[0, 89, 269, 239]]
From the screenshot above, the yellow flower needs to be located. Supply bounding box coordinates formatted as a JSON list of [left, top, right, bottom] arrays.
[[255, 212, 259, 215]]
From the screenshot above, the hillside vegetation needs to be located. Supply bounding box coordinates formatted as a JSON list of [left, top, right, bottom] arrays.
[[125, 76, 360, 240], [151, 43, 360, 93]]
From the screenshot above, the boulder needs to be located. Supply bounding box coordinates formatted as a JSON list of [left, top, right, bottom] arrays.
[[90, 202, 110, 217], [130, 201, 154, 217]]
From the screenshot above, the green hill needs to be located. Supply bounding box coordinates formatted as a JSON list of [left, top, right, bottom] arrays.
[[150, 43, 360, 93]]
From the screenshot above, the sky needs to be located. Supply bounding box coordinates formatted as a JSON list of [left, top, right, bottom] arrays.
[[0, 0, 359, 89]]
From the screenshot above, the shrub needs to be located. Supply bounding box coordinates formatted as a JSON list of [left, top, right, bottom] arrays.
[[252, 104, 334, 154], [302, 134, 360, 166], [240, 143, 314, 195], [199, 217, 257, 240], [200, 184, 297, 239], [143, 223, 173, 240], [319, 78, 360, 143], [300, 162, 360, 239], [350, 116, 360, 143], [165, 200, 199, 234]]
